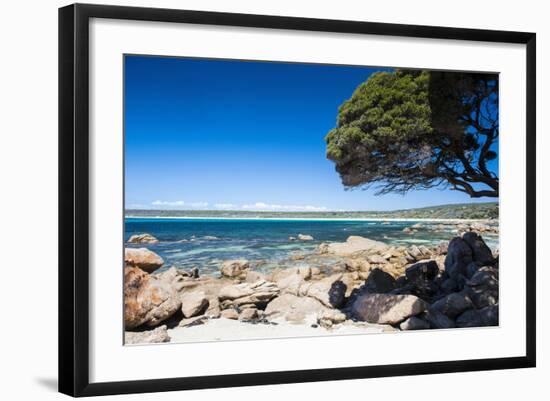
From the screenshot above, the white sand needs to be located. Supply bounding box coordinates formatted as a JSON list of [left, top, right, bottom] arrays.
[[166, 317, 394, 344]]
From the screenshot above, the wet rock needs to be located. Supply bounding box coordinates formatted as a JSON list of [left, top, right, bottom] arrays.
[[351, 293, 427, 325], [125, 325, 170, 344], [124, 247, 164, 273], [298, 234, 314, 241]]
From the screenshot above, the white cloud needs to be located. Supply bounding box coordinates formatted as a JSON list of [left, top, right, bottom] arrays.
[[151, 200, 208, 209], [241, 202, 328, 212], [214, 203, 238, 209]]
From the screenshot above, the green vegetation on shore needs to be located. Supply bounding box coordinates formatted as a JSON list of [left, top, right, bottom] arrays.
[[126, 202, 498, 220]]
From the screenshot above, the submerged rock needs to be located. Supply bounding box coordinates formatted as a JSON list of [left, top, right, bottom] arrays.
[[127, 233, 159, 244], [124, 247, 164, 273], [298, 234, 314, 241]]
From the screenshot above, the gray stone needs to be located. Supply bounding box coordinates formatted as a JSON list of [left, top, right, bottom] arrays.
[[180, 291, 209, 318], [456, 305, 499, 328], [405, 260, 439, 282], [363, 268, 396, 294], [462, 232, 495, 265], [423, 309, 456, 329], [400, 316, 430, 330], [351, 293, 427, 325], [430, 292, 474, 319]]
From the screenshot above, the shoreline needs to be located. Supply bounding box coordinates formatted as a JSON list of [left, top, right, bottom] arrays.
[[125, 215, 498, 223]]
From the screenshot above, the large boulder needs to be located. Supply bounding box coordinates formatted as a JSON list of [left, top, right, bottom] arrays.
[[298, 274, 346, 308], [422, 309, 456, 329], [405, 260, 439, 283], [124, 248, 164, 273], [220, 259, 250, 278], [219, 280, 279, 308], [462, 232, 495, 265], [430, 292, 474, 319], [124, 266, 181, 329], [319, 236, 389, 257], [180, 291, 209, 318], [127, 233, 159, 244], [363, 268, 396, 294], [444, 237, 473, 280], [124, 325, 170, 344], [351, 293, 427, 325], [463, 267, 499, 309], [456, 305, 499, 328], [264, 294, 329, 324]]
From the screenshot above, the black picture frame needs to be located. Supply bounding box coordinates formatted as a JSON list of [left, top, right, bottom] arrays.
[[59, 3, 536, 397]]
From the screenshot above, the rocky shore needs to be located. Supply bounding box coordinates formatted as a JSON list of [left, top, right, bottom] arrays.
[[124, 226, 499, 344]]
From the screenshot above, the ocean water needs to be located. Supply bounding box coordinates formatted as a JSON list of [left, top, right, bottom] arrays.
[[125, 218, 497, 276]]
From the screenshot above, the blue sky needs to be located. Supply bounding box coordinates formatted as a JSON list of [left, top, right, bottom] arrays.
[[124, 55, 497, 212]]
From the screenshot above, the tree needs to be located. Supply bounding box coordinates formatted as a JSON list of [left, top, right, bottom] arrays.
[[325, 70, 499, 197]]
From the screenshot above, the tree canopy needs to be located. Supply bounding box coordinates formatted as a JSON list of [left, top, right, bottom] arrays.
[[325, 70, 499, 197]]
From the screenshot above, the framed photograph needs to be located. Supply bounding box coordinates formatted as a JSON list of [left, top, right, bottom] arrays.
[[59, 3, 536, 397]]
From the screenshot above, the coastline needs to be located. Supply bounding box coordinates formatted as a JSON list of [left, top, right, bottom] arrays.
[[125, 215, 498, 223]]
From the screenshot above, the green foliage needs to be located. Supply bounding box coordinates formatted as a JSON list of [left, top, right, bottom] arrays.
[[325, 70, 499, 198]]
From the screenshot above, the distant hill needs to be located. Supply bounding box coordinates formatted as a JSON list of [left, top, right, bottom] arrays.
[[126, 202, 498, 220]]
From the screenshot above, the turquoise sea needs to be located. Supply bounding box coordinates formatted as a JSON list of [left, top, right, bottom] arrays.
[[125, 218, 497, 276]]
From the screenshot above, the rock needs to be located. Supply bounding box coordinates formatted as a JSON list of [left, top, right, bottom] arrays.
[[405, 260, 439, 282], [220, 308, 239, 320], [124, 266, 181, 329], [367, 254, 388, 264], [430, 292, 473, 319], [127, 233, 159, 244], [444, 237, 473, 280], [319, 236, 389, 257], [239, 308, 259, 321], [400, 316, 430, 330], [463, 267, 499, 309], [440, 277, 459, 294], [423, 309, 456, 329], [154, 266, 194, 292], [288, 236, 297, 241], [363, 268, 396, 294], [219, 280, 279, 308], [220, 259, 250, 278], [180, 291, 209, 318], [462, 232, 495, 265], [351, 293, 427, 325], [465, 261, 483, 279], [124, 325, 170, 344], [297, 234, 314, 241], [178, 315, 209, 327], [456, 305, 499, 327], [345, 258, 371, 272], [264, 294, 329, 324], [276, 272, 305, 296], [245, 270, 266, 283], [319, 309, 347, 324], [300, 274, 346, 308], [124, 247, 164, 273]]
